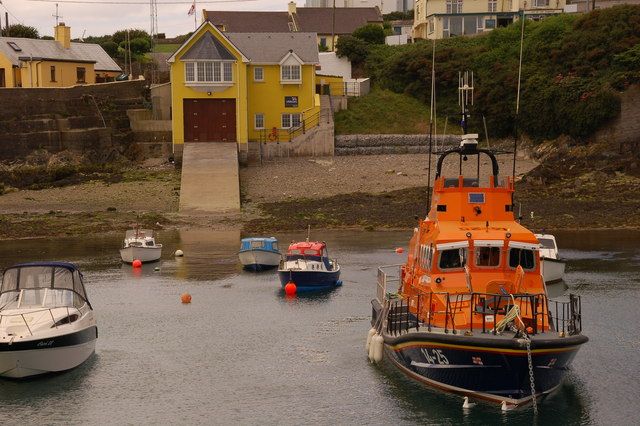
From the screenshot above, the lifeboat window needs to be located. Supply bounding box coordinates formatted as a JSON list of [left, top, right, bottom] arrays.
[[509, 248, 535, 270], [475, 247, 500, 267], [439, 248, 467, 270]]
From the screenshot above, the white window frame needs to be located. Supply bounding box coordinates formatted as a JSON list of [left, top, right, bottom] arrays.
[[280, 64, 301, 84], [281, 113, 301, 129], [428, 17, 435, 34], [446, 0, 463, 14], [184, 60, 233, 85], [253, 67, 264, 82], [533, 0, 549, 6], [255, 113, 265, 130], [488, 0, 497, 12]]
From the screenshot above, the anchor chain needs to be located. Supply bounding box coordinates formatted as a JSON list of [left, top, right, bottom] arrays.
[[525, 336, 538, 415]]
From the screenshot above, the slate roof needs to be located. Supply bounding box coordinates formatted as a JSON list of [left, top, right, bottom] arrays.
[[204, 11, 292, 32], [181, 32, 235, 60], [0, 37, 121, 72], [292, 7, 383, 35], [225, 33, 319, 64]]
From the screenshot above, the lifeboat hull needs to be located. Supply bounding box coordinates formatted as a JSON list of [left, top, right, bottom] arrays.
[[372, 302, 587, 406]]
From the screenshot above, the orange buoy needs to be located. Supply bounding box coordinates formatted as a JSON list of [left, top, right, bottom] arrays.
[[132, 259, 142, 268], [395, 247, 404, 254], [181, 293, 192, 304], [526, 326, 534, 334], [284, 281, 297, 296]]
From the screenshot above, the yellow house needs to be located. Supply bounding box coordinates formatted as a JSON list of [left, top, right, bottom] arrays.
[[0, 23, 121, 88], [413, 0, 567, 40], [168, 21, 320, 157]]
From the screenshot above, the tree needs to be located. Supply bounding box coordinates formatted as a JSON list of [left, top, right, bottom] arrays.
[[1, 24, 39, 39], [112, 29, 150, 45], [128, 37, 151, 56], [336, 35, 370, 64], [353, 24, 386, 45], [101, 41, 119, 57]]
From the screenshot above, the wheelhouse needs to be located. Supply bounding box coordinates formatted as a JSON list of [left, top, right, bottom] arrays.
[[0, 262, 91, 310], [285, 241, 328, 262], [240, 237, 279, 252]]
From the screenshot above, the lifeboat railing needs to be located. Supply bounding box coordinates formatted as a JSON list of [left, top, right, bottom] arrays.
[[376, 264, 403, 304], [385, 291, 582, 337]]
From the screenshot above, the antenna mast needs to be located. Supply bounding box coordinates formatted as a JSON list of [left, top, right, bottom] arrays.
[[426, 39, 436, 213], [52, 3, 63, 26], [458, 70, 474, 135], [149, 0, 158, 83], [512, 10, 526, 182]]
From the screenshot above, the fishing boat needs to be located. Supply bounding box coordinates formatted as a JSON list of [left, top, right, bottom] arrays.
[[120, 229, 162, 263], [536, 234, 566, 284], [278, 241, 341, 292], [367, 71, 587, 409], [0, 262, 98, 379], [238, 237, 281, 271]]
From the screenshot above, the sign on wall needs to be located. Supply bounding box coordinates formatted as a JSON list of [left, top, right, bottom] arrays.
[[284, 96, 298, 108]]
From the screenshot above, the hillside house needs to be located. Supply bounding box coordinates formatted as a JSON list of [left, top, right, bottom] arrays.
[[413, 0, 567, 40], [202, 2, 383, 51], [168, 21, 320, 158], [0, 23, 121, 88]]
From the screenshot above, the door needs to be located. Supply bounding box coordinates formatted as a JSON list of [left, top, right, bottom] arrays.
[[184, 99, 236, 142], [0, 69, 5, 88]]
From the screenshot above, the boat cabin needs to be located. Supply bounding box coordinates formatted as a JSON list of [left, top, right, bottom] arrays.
[[0, 262, 91, 310], [240, 237, 278, 252], [285, 241, 328, 261], [124, 229, 158, 247]]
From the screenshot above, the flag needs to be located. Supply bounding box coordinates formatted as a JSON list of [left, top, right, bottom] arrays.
[[187, 2, 195, 16]]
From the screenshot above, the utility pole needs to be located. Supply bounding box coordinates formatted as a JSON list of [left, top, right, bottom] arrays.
[[331, 0, 336, 52]]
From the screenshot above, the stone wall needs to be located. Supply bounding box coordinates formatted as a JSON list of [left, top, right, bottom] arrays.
[[335, 134, 460, 155], [0, 80, 152, 161], [593, 85, 640, 149]]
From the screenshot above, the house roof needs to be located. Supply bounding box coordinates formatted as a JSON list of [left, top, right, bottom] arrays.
[[292, 7, 383, 35], [203, 10, 292, 32], [0, 37, 121, 72], [225, 33, 319, 64], [181, 31, 236, 60]]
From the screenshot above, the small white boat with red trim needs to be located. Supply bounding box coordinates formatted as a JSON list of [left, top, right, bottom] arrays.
[[120, 229, 162, 263]]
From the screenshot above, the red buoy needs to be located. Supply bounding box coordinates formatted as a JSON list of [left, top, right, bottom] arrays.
[[395, 247, 404, 254], [132, 259, 142, 268], [284, 281, 297, 296], [181, 293, 192, 304]]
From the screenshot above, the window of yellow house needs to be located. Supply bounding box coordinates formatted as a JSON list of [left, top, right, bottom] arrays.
[[446, 0, 463, 13], [488, 0, 497, 12], [50, 66, 56, 82], [255, 113, 265, 130], [281, 113, 301, 129], [184, 61, 233, 84], [281, 65, 301, 83], [428, 18, 435, 34], [254, 67, 264, 81], [76, 67, 86, 83]]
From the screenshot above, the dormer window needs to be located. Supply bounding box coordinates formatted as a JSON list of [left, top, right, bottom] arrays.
[[281, 64, 301, 82]]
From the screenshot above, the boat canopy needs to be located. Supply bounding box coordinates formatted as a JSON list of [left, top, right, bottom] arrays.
[[125, 229, 154, 239], [240, 237, 278, 251], [286, 241, 326, 257], [0, 262, 91, 307]]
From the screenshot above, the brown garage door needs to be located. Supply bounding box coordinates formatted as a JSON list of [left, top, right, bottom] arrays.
[[184, 98, 236, 142]]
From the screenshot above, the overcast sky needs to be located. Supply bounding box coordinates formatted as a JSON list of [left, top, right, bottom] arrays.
[[1, 0, 295, 38]]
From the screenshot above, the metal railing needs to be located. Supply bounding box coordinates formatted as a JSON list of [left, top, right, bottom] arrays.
[[376, 264, 403, 304], [0, 306, 82, 336], [288, 109, 321, 141], [383, 291, 583, 337]]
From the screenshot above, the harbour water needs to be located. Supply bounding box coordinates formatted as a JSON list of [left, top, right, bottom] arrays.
[[0, 229, 638, 425]]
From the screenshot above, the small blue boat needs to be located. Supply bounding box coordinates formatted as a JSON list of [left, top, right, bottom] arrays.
[[278, 241, 341, 292], [238, 237, 281, 271]]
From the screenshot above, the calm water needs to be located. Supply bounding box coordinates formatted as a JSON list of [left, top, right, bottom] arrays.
[[0, 229, 638, 425]]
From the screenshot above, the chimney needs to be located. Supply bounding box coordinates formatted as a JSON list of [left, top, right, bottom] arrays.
[[288, 1, 297, 15], [54, 23, 71, 49]]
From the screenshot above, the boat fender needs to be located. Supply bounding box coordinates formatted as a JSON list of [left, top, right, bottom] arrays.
[[372, 334, 384, 363], [368, 335, 376, 362], [366, 327, 376, 353]]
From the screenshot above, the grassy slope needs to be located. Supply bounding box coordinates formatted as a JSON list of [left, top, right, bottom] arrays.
[[153, 44, 180, 53], [335, 89, 436, 135]]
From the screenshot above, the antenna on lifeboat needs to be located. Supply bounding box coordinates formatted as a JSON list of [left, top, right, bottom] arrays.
[[513, 10, 526, 219], [458, 70, 474, 135], [426, 39, 436, 212]]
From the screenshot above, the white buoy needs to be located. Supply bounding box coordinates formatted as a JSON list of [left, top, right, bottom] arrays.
[[366, 327, 376, 353], [368, 334, 376, 362], [174, 249, 184, 257], [372, 334, 384, 363], [462, 396, 476, 409]]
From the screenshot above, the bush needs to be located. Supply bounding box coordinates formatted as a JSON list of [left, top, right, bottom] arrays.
[[336, 36, 370, 64], [353, 24, 386, 45]]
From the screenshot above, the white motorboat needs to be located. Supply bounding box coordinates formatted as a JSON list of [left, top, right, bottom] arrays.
[[0, 262, 98, 379], [536, 233, 566, 284], [238, 237, 281, 271], [120, 229, 162, 263]]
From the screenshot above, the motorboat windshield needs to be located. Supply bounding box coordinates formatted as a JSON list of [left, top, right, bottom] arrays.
[[240, 237, 278, 252], [0, 263, 91, 310]]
